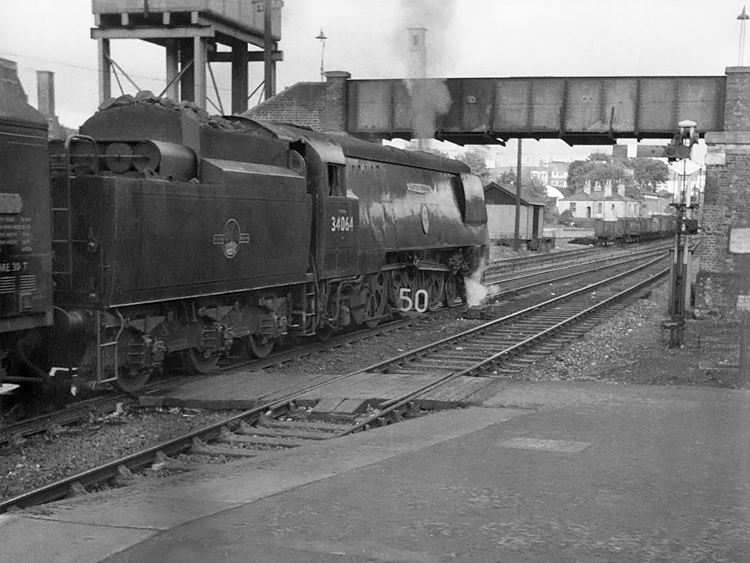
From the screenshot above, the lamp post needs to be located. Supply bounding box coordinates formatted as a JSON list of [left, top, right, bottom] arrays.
[[739, 6, 749, 65], [316, 29, 327, 81]]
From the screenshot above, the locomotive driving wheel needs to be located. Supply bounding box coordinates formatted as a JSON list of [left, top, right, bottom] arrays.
[[420, 271, 445, 312], [363, 272, 387, 328], [444, 274, 459, 307], [181, 348, 220, 375]]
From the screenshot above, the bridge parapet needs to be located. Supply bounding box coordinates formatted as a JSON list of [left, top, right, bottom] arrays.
[[346, 75, 726, 145]]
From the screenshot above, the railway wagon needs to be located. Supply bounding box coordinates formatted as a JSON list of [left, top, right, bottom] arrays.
[[570, 215, 677, 245], [0, 69, 53, 395], [36, 97, 488, 392]]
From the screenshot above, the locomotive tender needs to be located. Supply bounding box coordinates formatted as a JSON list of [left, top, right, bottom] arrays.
[[0, 77, 53, 396], [43, 97, 488, 392]]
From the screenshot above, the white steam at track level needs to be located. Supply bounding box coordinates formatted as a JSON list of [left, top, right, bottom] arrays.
[[465, 261, 488, 307]]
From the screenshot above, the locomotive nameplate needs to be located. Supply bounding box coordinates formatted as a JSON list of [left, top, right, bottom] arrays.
[[729, 227, 750, 254], [407, 183, 434, 194]]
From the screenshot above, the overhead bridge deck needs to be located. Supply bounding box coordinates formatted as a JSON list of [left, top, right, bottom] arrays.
[[345, 75, 726, 145]]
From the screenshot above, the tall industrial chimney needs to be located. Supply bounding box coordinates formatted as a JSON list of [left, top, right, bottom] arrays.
[[407, 27, 427, 79], [36, 70, 55, 119]]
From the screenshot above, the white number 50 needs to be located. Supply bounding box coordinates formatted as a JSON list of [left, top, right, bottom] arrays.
[[399, 288, 428, 313]]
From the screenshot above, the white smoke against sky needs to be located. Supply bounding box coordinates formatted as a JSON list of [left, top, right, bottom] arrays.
[[408, 78, 451, 139]]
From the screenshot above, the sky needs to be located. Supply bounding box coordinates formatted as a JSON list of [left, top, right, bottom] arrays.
[[0, 0, 746, 163]]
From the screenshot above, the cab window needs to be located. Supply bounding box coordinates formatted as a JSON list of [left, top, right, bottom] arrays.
[[328, 164, 345, 196]]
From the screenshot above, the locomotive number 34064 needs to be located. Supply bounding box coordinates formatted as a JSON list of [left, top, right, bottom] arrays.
[[331, 215, 354, 232]]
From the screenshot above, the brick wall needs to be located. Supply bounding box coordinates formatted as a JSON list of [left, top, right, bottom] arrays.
[[694, 68, 750, 318], [724, 68, 750, 131], [243, 82, 327, 130], [320, 71, 350, 132], [243, 72, 351, 133], [696, 131, 750, 318]]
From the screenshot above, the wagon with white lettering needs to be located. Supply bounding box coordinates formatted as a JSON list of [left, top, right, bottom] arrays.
[[0, 60, 53, 395]]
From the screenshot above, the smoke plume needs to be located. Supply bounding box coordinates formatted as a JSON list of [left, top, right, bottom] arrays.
[[464, 260, 488, 307]]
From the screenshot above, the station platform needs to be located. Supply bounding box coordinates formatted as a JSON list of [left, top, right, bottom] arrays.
[[138, 367, 512, 415], [3, 380, 750, 562]]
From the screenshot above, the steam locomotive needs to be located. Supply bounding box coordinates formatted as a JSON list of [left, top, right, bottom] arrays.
[[4, 94, 488, 394]]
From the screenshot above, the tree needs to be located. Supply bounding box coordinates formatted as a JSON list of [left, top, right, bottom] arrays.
[[526, 176, 547, 201], [558, 209, 573, 225], [566, 153, 634, 192], [629, 158, 669, 191], [567, 159, 590, 190], [457, 148, 489, 179], [497, 168, 518, 186], [588, 151, 612, 163]]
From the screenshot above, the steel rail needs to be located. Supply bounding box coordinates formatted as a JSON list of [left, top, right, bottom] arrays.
[[362, 253, 667, 373], [485, 248, 668, 299], [0, 253, 668, 513], [484, 245, 669, 285], [338, 265, 668, 437], [0, 317, 419, 445]]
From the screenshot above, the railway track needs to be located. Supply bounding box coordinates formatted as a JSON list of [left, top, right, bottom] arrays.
[[484, 244, 669, 296], [482, 241, 669, 280], [0, 247, 614, 439], [0, 316, 418, 446], [0, 249, 668, 514], [0, 246, 669, 446]]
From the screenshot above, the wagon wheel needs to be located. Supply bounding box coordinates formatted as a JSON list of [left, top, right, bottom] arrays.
[[364, 272, 387, 328], [116, 366, 152, 394], [115, 332, 153, 393], [316, 324, 333, 342], [420, 271, 444, 312], [443, 274, 459, 307], [246, 334, 274, 359], [181, 348, 220, 375]]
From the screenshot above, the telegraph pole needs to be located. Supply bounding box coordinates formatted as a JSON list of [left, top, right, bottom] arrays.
[[514, 139, 522, 251]]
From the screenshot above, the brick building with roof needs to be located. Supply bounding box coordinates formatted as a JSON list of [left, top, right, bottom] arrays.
[[557, 180, 640, 221], [243, 70, 351, 132]]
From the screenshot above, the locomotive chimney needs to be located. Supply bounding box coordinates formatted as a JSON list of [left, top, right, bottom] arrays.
[[407, 27, 427, 79], [36, 70, 55, 119]]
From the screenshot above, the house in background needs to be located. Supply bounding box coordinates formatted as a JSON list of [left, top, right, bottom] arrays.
[[483, 182, 546, 248], [641, 190, 675, 216], [556, 180, 640, 220], [523, 161, 569, 189]]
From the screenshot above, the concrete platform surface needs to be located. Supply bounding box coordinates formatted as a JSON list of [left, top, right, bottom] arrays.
[[3, 381, 750, 562], [141, 366, 511, 413]]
